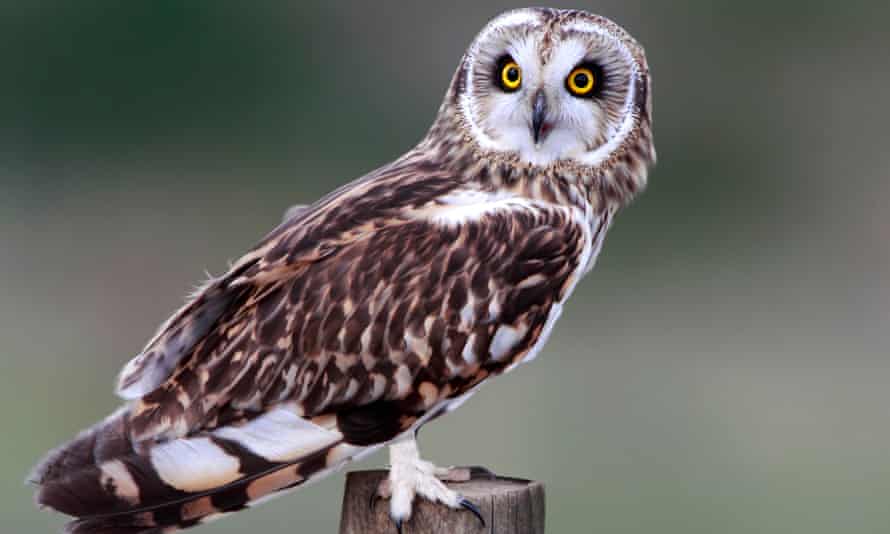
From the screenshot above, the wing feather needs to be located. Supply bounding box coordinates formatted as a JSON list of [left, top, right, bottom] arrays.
[[34, 168, 598, 534], [114, 154, 451, 407], [116, 277, 251, 399], [127, 187, 590, 445]]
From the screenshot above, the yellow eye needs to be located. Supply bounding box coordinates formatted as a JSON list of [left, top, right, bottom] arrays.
[[567, 66, 596, 96], [499, 60, 522, 92]]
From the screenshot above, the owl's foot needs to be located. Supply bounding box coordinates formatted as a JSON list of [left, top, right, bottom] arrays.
[[372, 439, 485, 532]]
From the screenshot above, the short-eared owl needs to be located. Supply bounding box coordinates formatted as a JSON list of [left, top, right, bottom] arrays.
[[30, 8, 654, 533]]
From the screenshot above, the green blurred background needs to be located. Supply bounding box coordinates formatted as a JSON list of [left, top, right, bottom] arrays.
[[3, 1, 889, 532]]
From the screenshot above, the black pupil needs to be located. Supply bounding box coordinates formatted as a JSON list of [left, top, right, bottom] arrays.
[[506, 67, 519, 82], [574, 72, 589, 88]]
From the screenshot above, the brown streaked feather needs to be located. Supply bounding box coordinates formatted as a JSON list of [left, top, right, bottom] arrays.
[[115, 277, 253, 400], [128, 177, 590, 443]]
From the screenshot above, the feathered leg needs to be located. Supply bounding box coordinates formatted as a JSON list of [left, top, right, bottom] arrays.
[[374, 437, 484, 532]]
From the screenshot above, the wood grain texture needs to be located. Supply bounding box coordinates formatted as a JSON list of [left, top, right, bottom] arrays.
[[340, 469, 545, 534]]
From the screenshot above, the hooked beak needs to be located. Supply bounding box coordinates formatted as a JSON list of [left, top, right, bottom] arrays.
[[531, 90, 549, 146]]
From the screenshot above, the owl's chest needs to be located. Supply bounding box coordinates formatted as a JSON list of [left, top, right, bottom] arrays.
[[429, 206, 613, 419], [508, 206, 613, 369]]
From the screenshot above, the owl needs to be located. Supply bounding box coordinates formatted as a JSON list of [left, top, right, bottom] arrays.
[[30, 8, 654, 533]]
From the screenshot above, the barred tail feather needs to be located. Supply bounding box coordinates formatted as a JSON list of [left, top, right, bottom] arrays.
[[64, 444, 368, 534], [31, 404, 375, 533]]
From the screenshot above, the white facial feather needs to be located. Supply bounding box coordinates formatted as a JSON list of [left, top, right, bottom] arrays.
[[564, 21, 641, 168], [459, 9, 642, 168], [460, 11, 544, 153]]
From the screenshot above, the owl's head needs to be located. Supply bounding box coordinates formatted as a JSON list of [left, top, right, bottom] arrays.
[[440, 8, 654, 179]]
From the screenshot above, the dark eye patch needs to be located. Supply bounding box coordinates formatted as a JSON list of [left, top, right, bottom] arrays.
[[494, 55, 522, 92]]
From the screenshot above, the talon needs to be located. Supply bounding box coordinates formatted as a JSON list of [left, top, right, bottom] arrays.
[[468, 466, 497, 480], [395, 518, 403, 534], [369, 492, 379, 512], [459, 497, 486, 527]]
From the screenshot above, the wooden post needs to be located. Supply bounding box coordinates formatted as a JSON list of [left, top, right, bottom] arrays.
[[339, 469, 545, 534]]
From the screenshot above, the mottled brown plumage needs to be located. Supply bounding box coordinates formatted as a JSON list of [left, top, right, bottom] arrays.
[[30, 8, 654, 533]]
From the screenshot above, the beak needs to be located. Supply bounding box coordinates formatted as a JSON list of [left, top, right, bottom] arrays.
[[531, 90, 548, 146]]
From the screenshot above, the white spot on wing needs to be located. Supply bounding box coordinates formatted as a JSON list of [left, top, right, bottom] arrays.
[[149, 437, 242, 493], [369, 374, 386, 399], [404, 331, 431, 360], [461, 334, 477, 364], [343, 378, 360, 400], [490, 324, 526, 361], [393, 365, 413, 397], [459, 299, 475, 325], [213, 403, 342, 463], [487, 298, 500, 321], [99, 460, 140, 505]]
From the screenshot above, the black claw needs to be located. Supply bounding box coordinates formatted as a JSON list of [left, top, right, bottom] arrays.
[[459, 498, 486, 527], [369, 492, 379, 512], [395, 518, 403, 534], [468, 466, 498, 480]]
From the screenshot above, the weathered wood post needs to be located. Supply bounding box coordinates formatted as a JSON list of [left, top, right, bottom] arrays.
[[339, 469, 545, 533]]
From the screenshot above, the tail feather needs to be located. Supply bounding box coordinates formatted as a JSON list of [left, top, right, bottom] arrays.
[[31, 404, 375, 533], [29, 407, 132, 487]]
